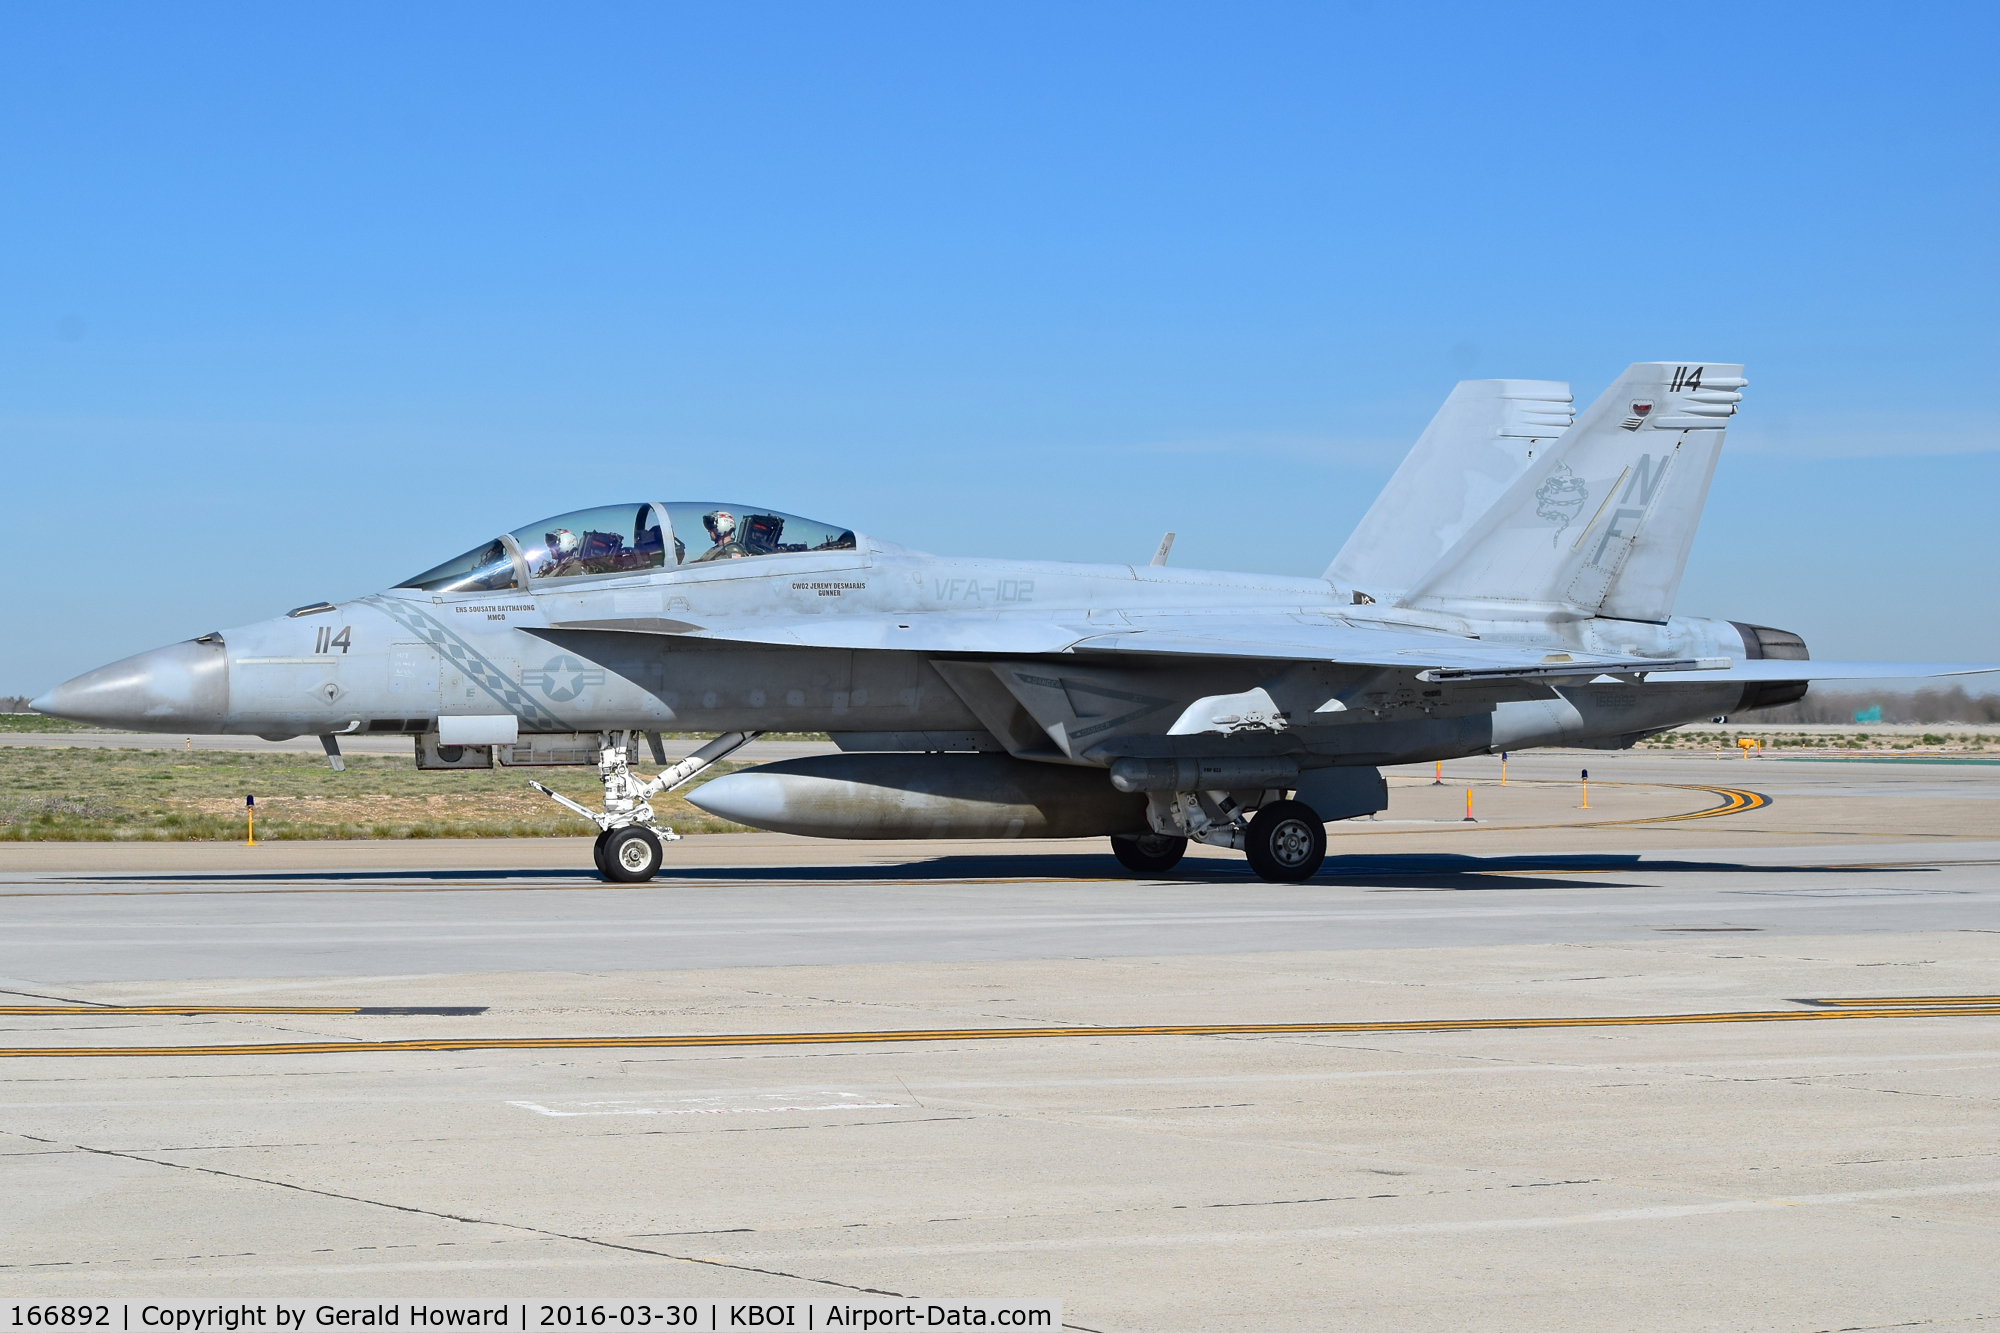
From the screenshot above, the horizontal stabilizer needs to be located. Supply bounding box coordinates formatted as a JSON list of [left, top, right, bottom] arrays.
[[1428, 659, 2000, 684], [1666, 660, 2000, 683]]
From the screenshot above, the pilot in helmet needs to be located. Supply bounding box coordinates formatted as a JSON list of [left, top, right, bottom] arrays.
[[540, 527, 581, 576], [696, 510, 751, 562]]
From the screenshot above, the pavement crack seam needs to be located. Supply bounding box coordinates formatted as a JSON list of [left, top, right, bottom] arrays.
[[1, 1237, 560, 1273], [1202, 1178, 1604, 1211], [0, 987, 109, 1006], [8, 1130, 916, 1299]]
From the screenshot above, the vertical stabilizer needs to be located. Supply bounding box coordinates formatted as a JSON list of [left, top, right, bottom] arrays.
[[1327, 379, 1573, 601], [1396, 362, 1743, 621]]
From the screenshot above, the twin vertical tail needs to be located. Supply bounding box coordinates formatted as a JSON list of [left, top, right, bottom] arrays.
[[1326, 379, 1574, 602], [1332, 362, 1744, 622]]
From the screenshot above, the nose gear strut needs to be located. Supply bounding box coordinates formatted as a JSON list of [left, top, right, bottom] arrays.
[[529, 730, 761, 880]]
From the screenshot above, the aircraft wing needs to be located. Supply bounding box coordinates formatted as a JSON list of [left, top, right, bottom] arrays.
[[547, 610, 1693, 675], [1662, 660, 1999, 682], [1065, 615, 1660, 672], [544, 610, 1998, 682], [1068, 623, 1993, 680], [545, 612, 1086, 655]]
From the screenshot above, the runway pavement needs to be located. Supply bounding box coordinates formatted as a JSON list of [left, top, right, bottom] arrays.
[[1, 749, 1996, 1329]]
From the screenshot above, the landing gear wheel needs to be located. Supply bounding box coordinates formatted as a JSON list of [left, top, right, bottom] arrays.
[[591, 828, 613, 879], [1111, 832, 1188, 875], [602, 826, 664, 883], [1244, 800, 1326, 883]]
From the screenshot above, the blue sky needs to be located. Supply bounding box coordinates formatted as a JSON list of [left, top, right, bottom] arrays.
[[3, 3, 1995, 693]]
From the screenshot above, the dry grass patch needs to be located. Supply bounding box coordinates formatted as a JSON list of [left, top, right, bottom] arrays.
[[0, 745, 750, 840]]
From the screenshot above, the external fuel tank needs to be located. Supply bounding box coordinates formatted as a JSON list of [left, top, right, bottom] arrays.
[[686, 753, 1149, 840]]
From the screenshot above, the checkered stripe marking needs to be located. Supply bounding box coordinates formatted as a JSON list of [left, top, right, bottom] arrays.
[[363, 596, 567, 731]]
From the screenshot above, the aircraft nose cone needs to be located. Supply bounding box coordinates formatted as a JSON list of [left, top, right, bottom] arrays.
[[34, 637, 230, 731]]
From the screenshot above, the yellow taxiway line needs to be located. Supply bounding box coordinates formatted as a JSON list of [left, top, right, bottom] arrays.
[[0, 1005, 482, 1016], [1583, 783, 1770, 826], [5, 996, 1996, 1058]]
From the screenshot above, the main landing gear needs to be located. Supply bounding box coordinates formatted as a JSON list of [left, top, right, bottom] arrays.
[[1110, 832, 1189, 874], [1242, 800, 1326, 883], [1114, 791, 1328, 883], [534, 730, 760, 883]]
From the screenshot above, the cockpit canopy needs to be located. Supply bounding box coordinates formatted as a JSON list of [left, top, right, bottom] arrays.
[[397, 502, 858, 594]]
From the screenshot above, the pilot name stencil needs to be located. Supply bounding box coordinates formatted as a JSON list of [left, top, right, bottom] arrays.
[[360, 596, 565, 730], [793, 582, 866, 597], [934, 578, 1034, 603]]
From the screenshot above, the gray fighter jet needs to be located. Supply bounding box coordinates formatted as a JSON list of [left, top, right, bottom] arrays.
[[34, 363, 1994, 883]]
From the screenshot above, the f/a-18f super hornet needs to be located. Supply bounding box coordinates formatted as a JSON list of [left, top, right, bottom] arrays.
[[35, 362, 1995, 882]]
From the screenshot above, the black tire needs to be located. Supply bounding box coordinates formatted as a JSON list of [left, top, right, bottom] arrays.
[[1111, 832, 1188, 875], [592, 829, 612, 880], [1244, 800, 1326, 883], [602, 826, 664, 883]]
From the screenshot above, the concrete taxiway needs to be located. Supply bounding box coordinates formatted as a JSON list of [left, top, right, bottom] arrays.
[[1, 749, 1996, 1330]]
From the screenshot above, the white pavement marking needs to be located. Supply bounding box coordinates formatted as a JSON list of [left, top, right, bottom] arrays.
[[745, 1180, 2000, 1259], [509, 1093, 903, 1116]]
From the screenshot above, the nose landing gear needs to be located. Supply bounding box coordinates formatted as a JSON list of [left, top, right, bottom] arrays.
[[600, 825, 665, 882], [534, 730, 760, 882]]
